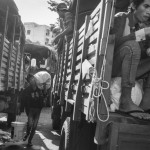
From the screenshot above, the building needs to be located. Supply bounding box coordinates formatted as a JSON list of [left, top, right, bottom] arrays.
[[24, 22, 53, 46]]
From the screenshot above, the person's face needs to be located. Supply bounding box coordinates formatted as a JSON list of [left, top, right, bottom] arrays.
[[134, 0, 150, 23]]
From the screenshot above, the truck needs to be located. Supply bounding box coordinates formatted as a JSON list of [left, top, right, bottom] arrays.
[[52, 0, 150, 150], [0, 0, 25, 126]]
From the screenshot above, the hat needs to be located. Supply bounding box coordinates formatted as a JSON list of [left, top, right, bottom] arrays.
[[56, 3, 68, 11], [26, 73, 34, 82]]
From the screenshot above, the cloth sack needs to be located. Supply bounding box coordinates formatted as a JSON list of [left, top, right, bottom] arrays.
[[34, 71, 51, 90], [110, 77, 143, 112]]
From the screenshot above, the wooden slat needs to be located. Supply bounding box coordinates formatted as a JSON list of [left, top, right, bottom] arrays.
[[1, 61, 7, 68], [88, 32, 98, 44], [76, 43, 83, 53], [66, 71, 71, 76], [9, 71, 14, 77], [3, 46, 9, 53], [73, 17, 91, 120], [87, 55, 96, 66], [66, 75, 71, 81], [75, 63, 81, 72], [2, 57, 8, 63], [77, 38, 83, 47], [4, 40, 9, 49], [11, 49, 17, 56], [60, 42, 71, 103], [87, 44, 96, 54], [11, 52, 16, 59], [91, 2, 101, 18], [1, 68, 7, 75], [92, 14, 99, 25], [74, 74, 80, 81], [79, 23, 85, 33], [3, 51, 8, 57]]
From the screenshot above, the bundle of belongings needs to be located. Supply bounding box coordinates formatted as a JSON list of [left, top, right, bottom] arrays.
[[110, 77, 143, 112]]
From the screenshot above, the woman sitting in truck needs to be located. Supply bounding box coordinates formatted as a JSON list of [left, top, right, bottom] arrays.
[[111, 0, 150, 119]]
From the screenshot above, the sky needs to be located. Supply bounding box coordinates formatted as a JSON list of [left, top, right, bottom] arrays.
[[14, 0, 60, 26]]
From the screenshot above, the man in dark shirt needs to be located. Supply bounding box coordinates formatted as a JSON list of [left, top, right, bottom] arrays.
[[21, 74, 46, 147]]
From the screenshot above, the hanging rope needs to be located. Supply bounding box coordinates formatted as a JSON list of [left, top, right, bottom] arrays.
[[90, 0, 115, 122], [90, 66, 110, 122]]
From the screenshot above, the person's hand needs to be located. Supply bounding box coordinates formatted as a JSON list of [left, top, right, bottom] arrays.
[[144, 27, 150, 37]]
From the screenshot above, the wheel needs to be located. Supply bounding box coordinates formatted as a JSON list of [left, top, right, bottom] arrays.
[[59, 117, 71, 150], [51, 105, 61, 130], [52, 116, 61, 130]]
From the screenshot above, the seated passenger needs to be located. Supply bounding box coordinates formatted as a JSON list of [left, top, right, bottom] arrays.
[[111, 0, 150, 119]]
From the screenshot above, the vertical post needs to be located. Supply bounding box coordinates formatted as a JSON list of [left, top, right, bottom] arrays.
[[73, 15, 90, 121], [73, 0, 80, 34], [18, 25, 24, 90], [13, 16, 18, 88]]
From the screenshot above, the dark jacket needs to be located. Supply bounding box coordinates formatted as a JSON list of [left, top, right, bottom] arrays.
[[20, 85, 45, 113]]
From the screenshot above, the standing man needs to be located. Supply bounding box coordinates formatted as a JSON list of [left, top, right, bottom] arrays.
[[21, 71, 51, 147]]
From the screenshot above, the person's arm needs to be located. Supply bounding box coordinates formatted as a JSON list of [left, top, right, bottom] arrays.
[[53, 12, 74, 44], [53, 21, 73, 43], [111, 13, 150, 47], [110, 13, 136, 47]]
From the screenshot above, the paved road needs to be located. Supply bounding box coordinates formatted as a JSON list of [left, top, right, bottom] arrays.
[[1, 107, 60, 150]]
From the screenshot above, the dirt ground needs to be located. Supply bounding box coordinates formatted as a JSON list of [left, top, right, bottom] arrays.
[[0, 107, 60, 150]]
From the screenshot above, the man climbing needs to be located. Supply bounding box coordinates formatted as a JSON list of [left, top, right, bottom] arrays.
[[53, 2, 74, 45]]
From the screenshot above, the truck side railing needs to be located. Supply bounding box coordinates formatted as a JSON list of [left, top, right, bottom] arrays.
[[0, 32, 23, 91]]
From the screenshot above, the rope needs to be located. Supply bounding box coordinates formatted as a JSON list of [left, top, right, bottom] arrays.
[[90, 0, 115, 122], [90, 67, 110, 122]]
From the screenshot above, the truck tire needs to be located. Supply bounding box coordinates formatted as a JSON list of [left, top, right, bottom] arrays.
[[51, 104, 61, 130], [59, 117, 71, 150], [52, 116, 61, 130]]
